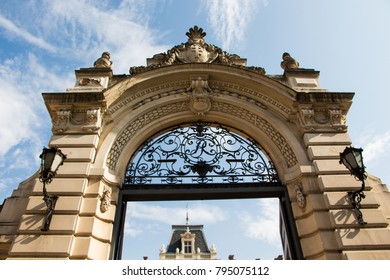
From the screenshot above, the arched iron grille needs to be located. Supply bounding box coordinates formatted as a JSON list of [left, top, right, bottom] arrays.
[[124, 123, 279, 185]]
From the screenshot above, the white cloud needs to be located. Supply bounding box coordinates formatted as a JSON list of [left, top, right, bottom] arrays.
[[127, 202, 226, 225], [201, 0, 264, 50], [361, 131, 390, 163], [0, 66, 39, 156], [239, 198, 280, 245], [0, 14, 56, 52], [36, 0, 169, 73], [124, 202, 227, 236]]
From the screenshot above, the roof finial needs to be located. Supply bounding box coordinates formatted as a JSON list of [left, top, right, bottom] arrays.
[[186, 203, 189, 225]]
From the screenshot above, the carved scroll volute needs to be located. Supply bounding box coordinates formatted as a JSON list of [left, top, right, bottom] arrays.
[[187, 76, 213, 116]]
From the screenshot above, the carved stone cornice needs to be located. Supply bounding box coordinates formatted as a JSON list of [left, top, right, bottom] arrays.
[[43, 91, 107, 134]]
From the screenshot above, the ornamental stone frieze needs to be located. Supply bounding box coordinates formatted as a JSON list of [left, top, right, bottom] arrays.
[[297, 105, 347, 132], [51, 107, 103, 134]]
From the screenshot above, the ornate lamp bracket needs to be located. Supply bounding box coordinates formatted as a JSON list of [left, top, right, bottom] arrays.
[[339, 146, 367, 225]]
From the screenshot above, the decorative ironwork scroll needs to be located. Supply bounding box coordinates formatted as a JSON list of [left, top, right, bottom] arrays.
[[125, 123, 279, 185]]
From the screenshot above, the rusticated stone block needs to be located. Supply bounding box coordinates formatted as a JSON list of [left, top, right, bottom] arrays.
[[26, 196, 82, 213], [343, 250, 390, 260], [19, 214, 78, 232], [32, 178, 88, 196], [330, 209, 387, 227], [59, 147, 96, 162], [336, 228, 390, 249], [9, 235, 73, 256], [304, 133, 351, 146], [50, 134, 99, 148], [71, 236, 110, 259]]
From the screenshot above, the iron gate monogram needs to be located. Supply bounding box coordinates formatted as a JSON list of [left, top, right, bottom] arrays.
[[125, 123, 279, 185]]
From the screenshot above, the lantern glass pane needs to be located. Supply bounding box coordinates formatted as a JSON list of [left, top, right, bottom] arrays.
[[51, 153, 64, 172], [353, 150, 363, 168], [344, 152, 357, 170], [43, 150, 56, 170]]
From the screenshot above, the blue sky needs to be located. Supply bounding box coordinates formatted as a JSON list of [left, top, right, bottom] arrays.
[[0, 0, 389, 260]]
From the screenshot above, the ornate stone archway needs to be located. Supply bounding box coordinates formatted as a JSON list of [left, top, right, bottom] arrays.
[[1, 26, 389, 260]]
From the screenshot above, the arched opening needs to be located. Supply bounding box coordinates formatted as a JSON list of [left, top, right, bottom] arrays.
[[111, 123, 303, 259]]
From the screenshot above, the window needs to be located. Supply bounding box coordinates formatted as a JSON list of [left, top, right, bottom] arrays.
[[184, 241, 192, 254]]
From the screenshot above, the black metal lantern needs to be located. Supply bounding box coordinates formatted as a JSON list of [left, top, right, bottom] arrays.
[[339, 146, 367, 225], [39, 147, 66, 231]]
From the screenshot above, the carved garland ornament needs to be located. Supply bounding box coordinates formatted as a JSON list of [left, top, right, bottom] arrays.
[[100, 186, 112, 213], [106, 101, 298, 170], [294, 184, 306, 209]]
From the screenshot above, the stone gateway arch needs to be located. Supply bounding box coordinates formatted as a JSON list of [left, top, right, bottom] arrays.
[[1, 26, 389, 260]]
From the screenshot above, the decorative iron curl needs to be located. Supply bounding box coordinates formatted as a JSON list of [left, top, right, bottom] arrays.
[[125, 123, 279, 185]]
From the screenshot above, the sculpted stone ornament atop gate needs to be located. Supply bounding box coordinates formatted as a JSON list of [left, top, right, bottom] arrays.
[[130, 26, 265, 75]]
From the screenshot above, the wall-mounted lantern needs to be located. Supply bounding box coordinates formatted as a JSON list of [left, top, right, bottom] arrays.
[[39, 147, 66, 231], [339, 146, 367, 225]]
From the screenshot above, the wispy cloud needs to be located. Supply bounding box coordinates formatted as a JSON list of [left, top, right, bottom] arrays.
[[239, 198, 281, 245], [357, 131, 390, 164], [0, 14, 56, 52], [36, 0, 168, 73], [124, 202, 227, 237], [201, 0, 266, 51]]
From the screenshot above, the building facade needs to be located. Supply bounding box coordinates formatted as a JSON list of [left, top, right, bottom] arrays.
[[159, 225, 217, 260], [0, 26, 390, 260]]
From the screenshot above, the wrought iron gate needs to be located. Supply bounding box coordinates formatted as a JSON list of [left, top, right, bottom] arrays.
[[111, 123, 303, 259]]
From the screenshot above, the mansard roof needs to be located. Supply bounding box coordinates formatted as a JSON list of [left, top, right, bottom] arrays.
[[166, 225, 210, 254]]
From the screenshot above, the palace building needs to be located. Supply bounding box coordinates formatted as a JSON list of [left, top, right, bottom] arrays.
[[159, 224, 217, 260]]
